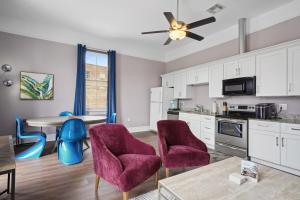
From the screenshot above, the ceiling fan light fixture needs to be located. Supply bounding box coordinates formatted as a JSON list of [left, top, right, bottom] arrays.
[[169, 29, 186, 40]]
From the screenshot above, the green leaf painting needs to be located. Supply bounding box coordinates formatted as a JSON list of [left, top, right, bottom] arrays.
[[20, 72, 54, 100]]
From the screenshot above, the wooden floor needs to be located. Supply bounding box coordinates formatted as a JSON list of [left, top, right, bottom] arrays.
[[0, 132, 182, 200]]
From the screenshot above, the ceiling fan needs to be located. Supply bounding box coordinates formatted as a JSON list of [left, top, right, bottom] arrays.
[[141, 0, 216, 45]]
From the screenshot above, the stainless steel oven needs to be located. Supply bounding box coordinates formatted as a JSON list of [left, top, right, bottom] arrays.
[[215, 118, 248, 158]]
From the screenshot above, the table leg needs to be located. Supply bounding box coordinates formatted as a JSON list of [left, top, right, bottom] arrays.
[[11, 169, 15, 200], [7, 173, 10, 193]]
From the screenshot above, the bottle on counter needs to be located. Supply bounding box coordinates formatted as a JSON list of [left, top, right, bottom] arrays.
[[223, 101, 228, 116]]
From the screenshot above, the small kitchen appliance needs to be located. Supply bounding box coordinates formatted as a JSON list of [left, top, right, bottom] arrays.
[[222, 77, 256, 96], [255, 103, 277, 119]]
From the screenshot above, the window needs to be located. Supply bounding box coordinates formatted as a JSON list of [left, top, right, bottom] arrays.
[[85, 50, 108, 115]]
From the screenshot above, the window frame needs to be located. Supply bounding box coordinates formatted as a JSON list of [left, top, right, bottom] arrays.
[[85, 48, 108, 116]]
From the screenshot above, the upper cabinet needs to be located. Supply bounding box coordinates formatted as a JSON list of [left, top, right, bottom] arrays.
[[173, 72, 192, 99], [224, 56, 255, 79], [187, 66, 209, 85], [162, 75, 174, 88], [209, 63, 223, 98], [288, 45, 300, 96], [256, 49, 288, 96]]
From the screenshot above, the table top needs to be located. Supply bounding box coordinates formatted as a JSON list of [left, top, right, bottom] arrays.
[[159, 156, 300, 200], [0, 136, 15, 172], [26, 115, 106, 127]]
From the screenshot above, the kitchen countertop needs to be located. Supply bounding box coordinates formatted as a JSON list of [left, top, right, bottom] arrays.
[[249, 117, 300, 125], [179, 110, 216, 117]]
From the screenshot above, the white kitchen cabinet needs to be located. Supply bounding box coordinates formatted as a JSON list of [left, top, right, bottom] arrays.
[[256, 49, 287, 96], [288, 45, 300, 96], [162, 75, 174, 88], [249, 129, 281, 164], [173, 72, 192, 99], [179, 113, 201, 139], [209, 63, 224, 98], [179, 112, 215, 149], [187, 66, 209, 85], [249, 120, 300, 175], [281, 123, 300, 170], [281, 133, 300, 170], [239, 56, 256, 77], [224, 60, 239, 79], [224, 57, 255, 80]]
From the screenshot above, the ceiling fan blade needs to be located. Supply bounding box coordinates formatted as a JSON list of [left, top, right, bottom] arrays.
[[187, 17, 216, 30], [164, 38, 172, 45], [164, 12, 177, 26], [186, 31, 204, 41], [141, 30, 169, 34]]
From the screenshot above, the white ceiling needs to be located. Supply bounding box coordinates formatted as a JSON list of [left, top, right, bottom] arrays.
[[0, 0, 297, 61]]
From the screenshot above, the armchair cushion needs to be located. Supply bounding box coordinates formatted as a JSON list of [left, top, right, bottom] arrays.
[[118, 154, 161, 191], [166, 145, 210, 168]]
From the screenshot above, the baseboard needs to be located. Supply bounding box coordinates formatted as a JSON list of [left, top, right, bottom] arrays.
[[128, 126, 151, 133]]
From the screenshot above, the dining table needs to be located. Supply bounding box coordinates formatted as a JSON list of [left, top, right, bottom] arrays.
[[26, 115, 106, 128], [25, 115, 106, 153]]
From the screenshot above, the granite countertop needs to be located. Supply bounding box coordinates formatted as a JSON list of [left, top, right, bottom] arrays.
[[179, 110, 216, 117], [249, 117, 300, 125]]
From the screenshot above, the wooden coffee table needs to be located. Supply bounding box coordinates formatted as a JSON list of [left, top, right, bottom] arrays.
[[158, 157, 300, 200]]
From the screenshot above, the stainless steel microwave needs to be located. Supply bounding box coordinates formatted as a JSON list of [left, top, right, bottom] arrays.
[[222, 76, 256, 96]]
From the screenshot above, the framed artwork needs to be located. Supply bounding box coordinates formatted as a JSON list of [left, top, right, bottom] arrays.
[[20, 71, 54, 100]]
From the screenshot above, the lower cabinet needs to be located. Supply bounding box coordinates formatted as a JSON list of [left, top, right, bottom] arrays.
[[249, 120, 300, 174], [179, 112, 215, 149], [249, 129, 280, 165]]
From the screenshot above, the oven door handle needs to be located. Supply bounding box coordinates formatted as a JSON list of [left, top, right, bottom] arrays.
[[216, 142, 247, 152], [216, 119, 247, 124]]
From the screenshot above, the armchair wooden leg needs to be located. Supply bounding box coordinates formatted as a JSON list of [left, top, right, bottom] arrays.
[[84, 139, 90, 149], [155, 172, 159, 188], [165, 168, 170, 178], [95, 175, 100, 193], [123, 192, 128, 200]]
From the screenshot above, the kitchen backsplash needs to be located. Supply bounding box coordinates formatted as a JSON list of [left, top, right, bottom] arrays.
[[180, 85, 300, 117]]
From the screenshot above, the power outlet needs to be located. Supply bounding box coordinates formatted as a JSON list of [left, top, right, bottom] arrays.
[[279, 104, 288, 111]]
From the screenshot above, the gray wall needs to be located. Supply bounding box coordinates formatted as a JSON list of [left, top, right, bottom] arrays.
[[0, 31, 164, 136], [167, 16, 300, 116], [116, 54, 165, 127]]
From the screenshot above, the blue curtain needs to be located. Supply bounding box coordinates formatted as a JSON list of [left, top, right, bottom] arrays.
[[74, 44, 86, 116], [107, 50, 116, 122]]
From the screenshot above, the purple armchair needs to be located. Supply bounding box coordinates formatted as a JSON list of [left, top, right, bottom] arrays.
[[157, 120, 210, 177], [89, 124, 161, 200]]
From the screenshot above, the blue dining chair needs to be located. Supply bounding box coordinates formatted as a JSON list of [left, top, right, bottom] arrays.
[[57, 118, 87, 165], [56, 111, 73, 137], [15, 116, 47, 160]]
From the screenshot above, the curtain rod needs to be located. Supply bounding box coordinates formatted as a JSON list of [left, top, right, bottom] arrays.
[[86, 46, 108, 53]]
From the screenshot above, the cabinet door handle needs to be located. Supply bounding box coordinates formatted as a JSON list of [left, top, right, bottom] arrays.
[[291, 128, 300, 131], [204, 137, 211, 141], [276, 137, 279, 146], [282, 137, 284, 147], [205, 127, 211, 130]]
